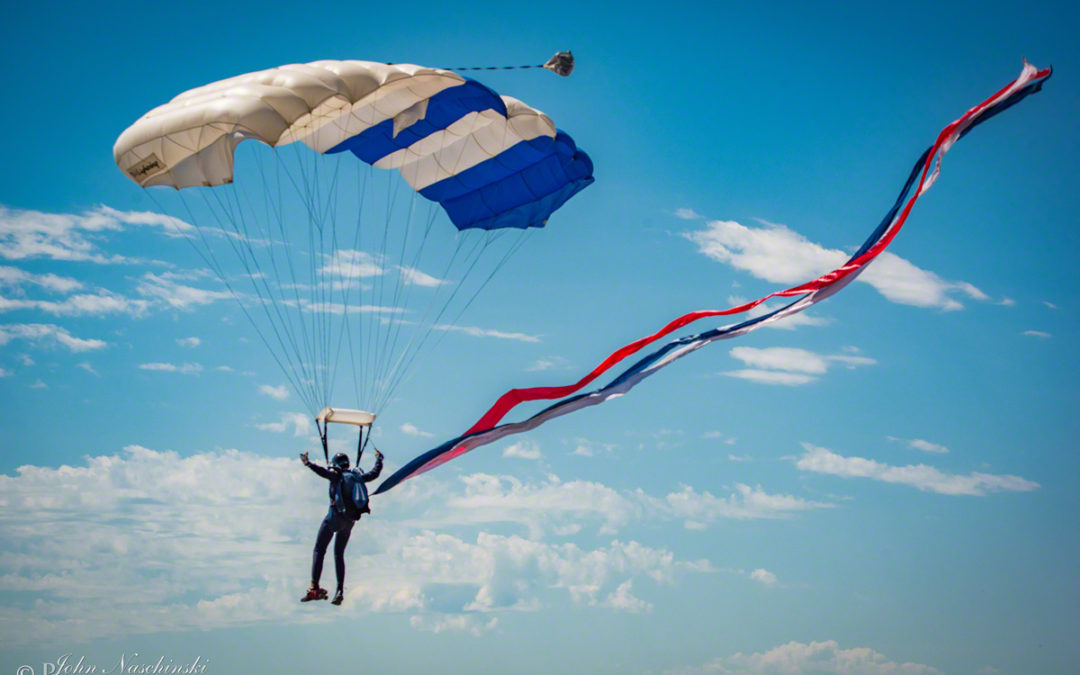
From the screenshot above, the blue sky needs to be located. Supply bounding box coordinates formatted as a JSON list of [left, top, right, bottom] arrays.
[[1, 2, 1077, 673]]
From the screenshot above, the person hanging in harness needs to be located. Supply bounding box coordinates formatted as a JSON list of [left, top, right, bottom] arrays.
[[299, 447, 383, 605]]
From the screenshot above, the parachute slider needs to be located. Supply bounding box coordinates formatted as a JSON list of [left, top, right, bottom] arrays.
[[316, 407, 375, 427], [315, 407, 376, 464]]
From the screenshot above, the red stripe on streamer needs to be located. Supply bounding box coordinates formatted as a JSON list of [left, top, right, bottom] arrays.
[[464, 64, 1050, 436]]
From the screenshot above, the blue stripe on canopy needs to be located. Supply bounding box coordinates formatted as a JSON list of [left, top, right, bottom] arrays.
[[326, 81, 593, 231]]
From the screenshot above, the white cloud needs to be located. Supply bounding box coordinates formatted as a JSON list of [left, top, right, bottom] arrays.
[[1041, 300, 1057, 310], [527, 355, 572, 371], [795, 443, 1039, 496], [76, 362, 99, 376], [176, 336, 201, 348], [674, 207, 703, 220], [570, 438, 617, 457], [673, 640, 942, 674], [0, 265, 84, 293], [401, 422, 434, 438], [0, 323, 107, 352], [138, 362, 203, 375], [258, 384, 290, 400], [29, 379, 47, 389], [906, 438, 949, 454], [686, 219, 989, 311], [255, 412, 312, 437], [398, 265, 449, 287], [136, 273, 231, 310], [0, 204, 191, 263], [3, 440, 855, 645], [1022, 330, 1051, 339], [502, 441, 542, 460], [434, 323, 541, 343], [730, 346, 828, 374], [724, 346, 875, 386], [748, 568, 779, 588], [724, 369, 817, 386], [601, 579, 651, 613], [409, 614, 498, 636], [0, 366, 11, 377], [653, 484, 833, 528], [320, 249, 385, 278], [0, 290, 151, 317]]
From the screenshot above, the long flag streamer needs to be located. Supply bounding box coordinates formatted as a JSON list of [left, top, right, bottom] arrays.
[[374, 62, 1051, 496]]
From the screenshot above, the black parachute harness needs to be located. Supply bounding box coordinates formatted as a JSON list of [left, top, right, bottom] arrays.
[[387, 51, 575, 77]]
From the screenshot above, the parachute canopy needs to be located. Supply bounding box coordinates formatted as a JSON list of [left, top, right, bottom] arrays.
[[114, 58, 593, 417], [115, 60, 593, 231]]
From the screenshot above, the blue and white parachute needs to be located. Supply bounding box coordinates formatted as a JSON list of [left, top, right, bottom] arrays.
[[115, 60, 593, 415]]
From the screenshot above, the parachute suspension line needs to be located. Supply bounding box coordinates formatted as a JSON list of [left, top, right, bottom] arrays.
[[342, 164, 373, 410], [369, 188, 425, 411], [205, 181, 321, 412], [253, 148, 319, 411], [148, 187, 317, 415], [267, 148, 322, 413], [374, 227, 524, 414], [369, 197, 443, 410], [213, 182, 320, 410]]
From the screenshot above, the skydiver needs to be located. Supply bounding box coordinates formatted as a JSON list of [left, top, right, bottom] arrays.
[[299, 448, 383, 606]]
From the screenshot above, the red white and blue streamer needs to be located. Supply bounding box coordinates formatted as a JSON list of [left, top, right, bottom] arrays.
[[374, 62, 1051, 496]]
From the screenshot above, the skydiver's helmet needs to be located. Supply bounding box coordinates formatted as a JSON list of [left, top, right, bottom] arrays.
[[332, 453, 350, 471]]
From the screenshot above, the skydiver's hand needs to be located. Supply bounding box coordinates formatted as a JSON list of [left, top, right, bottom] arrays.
[[300, 451, 310, 465]]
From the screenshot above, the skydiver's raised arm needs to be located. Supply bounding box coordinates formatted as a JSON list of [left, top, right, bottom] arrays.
[[361, 450, 383, 482], [300, 452, 332, 479]]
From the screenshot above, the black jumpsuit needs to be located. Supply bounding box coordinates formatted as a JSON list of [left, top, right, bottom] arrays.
[[305, 455, 382, 591]]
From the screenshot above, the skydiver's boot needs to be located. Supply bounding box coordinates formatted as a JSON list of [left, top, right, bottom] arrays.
[[301, 584, 328, 602], [331, 588, 344, 606]]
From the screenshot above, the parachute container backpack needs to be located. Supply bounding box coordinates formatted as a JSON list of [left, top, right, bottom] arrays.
[[114, 58, 593, 422]]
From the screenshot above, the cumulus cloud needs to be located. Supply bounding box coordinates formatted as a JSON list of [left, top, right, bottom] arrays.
[[502, 441, 542, 460], [176, 336, 201, 348], [0, 265, 83, 293], [674, 207, 704, 220], [527, 355, 572, 371], [671, 640, 942, 674], [255, 412, 312, 437], [320, 249, 385, 278], [723, 346, 876, 386], [685, 219, 989, 311], [795, 443, 1039, 496], [0, 289, 151, 317], [0, 204, 192, 263], [433, 323, 541, 343], [138, 362, 203, 375], [0, 448, 713, 644], [135, 272, 231, 310], [652, 484, 833, 529], [888, 436, 949, 454], [570, 438, 617, 457], [0, 323, 106, 352], [401, 422, 434, 438], [258, 384, 290, 400], [748, 568, 779, 588], [398, 265, 449, 287]]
